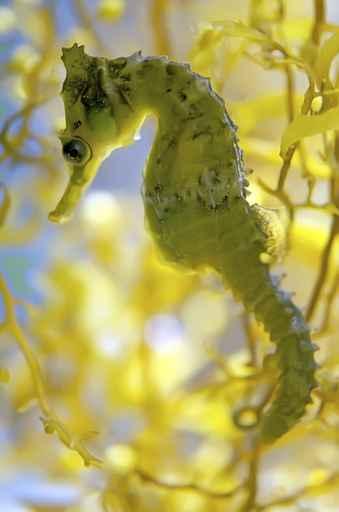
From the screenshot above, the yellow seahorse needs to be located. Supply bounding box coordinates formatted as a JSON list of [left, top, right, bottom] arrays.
[[49, 44, 317, 443]]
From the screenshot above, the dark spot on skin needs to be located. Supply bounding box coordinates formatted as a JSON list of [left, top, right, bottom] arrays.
[[166, 88, 172, 93], [109, 58, 127, 77], [63, 78, 87, 105], [161, 134, 177, 152], [179, 91, 187, 102], [81, 88, 108, 110], [167, 138, 176, 150], [80, 64, 110, 112], [187, 104, 203, 120], [192, 127, 213, 140], [73, 120, 82, 130]]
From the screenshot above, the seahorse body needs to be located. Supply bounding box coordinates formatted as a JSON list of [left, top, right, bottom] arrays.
[[50, 44, 317, 442]]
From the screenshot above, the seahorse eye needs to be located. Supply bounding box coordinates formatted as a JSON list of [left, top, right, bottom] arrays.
[[62, 138, 91, 166]]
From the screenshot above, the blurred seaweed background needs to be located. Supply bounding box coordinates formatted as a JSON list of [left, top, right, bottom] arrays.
[[0, 0, 339, 510]]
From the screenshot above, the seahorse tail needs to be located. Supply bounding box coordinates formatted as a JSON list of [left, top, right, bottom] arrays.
[[248, 279, 317, 442], [218, 209, 317, 442]]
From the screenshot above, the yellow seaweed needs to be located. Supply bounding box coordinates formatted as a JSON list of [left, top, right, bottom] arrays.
[[281, 106, 339, 156]]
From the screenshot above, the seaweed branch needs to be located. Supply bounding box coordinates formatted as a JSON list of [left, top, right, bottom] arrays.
[[150, 0, 172, 56], [135, 467, 243, 501], [0, 274, 102, 467]]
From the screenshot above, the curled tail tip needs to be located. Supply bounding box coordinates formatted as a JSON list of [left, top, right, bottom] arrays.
[[259, 412, 303, 444], [259, 378, 318, 444], [260, 420, 286, 444]]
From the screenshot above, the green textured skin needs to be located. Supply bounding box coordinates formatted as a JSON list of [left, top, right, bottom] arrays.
[[50, 44, 317, 442]]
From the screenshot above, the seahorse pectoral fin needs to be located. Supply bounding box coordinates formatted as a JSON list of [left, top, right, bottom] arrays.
[[251, 204, 288, 263]]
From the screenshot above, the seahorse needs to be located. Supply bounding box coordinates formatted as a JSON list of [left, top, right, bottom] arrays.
[[49, 44, 317, 443]]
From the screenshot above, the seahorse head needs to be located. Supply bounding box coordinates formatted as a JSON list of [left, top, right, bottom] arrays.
[[60, 43, 118, 141], [50, 44, 117, 223]]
